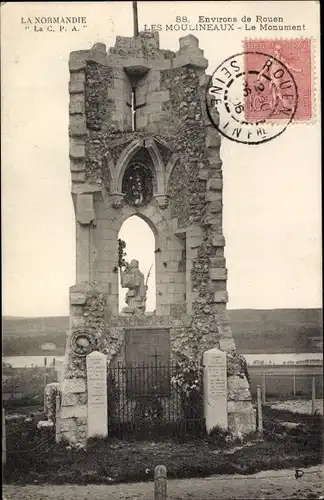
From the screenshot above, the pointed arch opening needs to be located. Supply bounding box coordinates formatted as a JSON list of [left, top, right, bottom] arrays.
[[114, 138, 166, 196], [118, 215, 156, 313]]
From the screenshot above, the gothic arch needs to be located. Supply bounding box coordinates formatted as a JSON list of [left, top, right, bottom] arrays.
[[103, 150, 115, 192], [165, 153, 181, 194], [116, 204, 161, 238], [114, 138, 166, 195]]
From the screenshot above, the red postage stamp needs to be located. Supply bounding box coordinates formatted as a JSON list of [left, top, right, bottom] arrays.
[[243, 39, 312, 122]]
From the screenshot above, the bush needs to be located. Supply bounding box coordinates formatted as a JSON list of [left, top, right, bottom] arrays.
[[2, 366, 57, 409], [207, 425, 231, 446]]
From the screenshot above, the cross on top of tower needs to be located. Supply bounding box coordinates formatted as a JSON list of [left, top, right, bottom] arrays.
[[132, 1, 139, 37]]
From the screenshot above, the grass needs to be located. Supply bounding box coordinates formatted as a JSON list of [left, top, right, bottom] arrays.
[[3, 408, 323, 485]]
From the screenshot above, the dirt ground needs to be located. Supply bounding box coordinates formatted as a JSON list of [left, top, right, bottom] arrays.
[[3, 465, 323, 500]]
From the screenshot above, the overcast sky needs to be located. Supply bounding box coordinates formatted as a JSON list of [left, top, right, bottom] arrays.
[[1, 1, 321, 316]]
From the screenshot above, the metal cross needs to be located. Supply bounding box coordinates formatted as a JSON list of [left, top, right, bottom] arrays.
[[150, 348, 162, 365], [150, 349, 162, 391], [133, 1, 139, 37]]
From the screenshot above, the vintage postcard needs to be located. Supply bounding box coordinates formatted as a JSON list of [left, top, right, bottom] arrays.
[[2, 1, 322, 499]]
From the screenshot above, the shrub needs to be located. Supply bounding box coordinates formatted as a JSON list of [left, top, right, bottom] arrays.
[[2, 366, 57, 409], [207, 425, 231, 446]]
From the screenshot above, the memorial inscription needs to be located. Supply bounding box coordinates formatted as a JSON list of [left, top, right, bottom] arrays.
[[86, 351, 108, 438], [125, 328, 171, 396], [125, 328, 170, 366], [208, 365, 227, 397], [203, 348, 228, 433]]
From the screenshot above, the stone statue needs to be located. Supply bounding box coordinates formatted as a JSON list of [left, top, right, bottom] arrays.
[[121, 259, 147, 315]]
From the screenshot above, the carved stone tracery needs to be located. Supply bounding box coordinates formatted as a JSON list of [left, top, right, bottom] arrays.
[[101, 137, 179, 209], [122, 161, 153, 207]]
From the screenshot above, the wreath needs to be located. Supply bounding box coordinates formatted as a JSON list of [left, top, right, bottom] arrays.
[[70, 329, 98, 357]]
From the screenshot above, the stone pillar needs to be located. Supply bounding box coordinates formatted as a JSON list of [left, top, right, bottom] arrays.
[[44, 382, 61, 422], [86, 351, 108, 438], [60, 378, 87, 443], [186, 225, 203, 314], [203, 347, 227, 433]]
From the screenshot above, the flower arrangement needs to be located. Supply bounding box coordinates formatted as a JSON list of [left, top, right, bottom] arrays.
[[66, 441, 86, 452], [101, 328, 124, 363], [171, 354, 202, 396], [37, 420, 54, 430], [118, 239, 127, 269], [172, 353, 204, 421], [226, 352, 250, 383]]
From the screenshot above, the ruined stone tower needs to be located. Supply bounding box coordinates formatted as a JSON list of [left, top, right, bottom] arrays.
[[59, 32, 255, 441]]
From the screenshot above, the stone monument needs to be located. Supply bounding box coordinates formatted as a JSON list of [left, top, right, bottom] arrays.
[[120, 259, 147, 315], [86, 351, 108, 438], [57, 30, 255, 442], [203, 348, 227, 433]]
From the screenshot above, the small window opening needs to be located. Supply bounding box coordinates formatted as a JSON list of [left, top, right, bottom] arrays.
[[131, 88, 136, 131]]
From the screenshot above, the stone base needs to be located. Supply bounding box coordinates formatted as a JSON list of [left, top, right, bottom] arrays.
[[59, 378, 88, 443], [122, 306, 135, 314], [60, 417, 87, 443], [228, 400, 256, 436], [44, 382, 61, 421], [228, 409, 256, 436]]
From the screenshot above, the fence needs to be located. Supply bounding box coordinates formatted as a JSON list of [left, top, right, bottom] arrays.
[[249, 372, 323, 400], [254, 378, 320, 440], [255, 376, 319, 412], [254, 375, 319, 434], [107, 362, 205, 438]]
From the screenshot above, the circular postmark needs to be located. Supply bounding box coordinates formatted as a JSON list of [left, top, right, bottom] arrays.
[[206, 51, 298, 145], [70, 329, 98, 357]]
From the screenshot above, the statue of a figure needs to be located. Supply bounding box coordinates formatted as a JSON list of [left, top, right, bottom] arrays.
[[121, 259, 147, 315]]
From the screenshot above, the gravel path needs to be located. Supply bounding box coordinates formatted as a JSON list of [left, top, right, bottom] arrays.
[[3, 465, 323, 499]]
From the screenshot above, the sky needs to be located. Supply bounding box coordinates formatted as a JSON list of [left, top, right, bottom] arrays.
[[1, 1, 321, 316]]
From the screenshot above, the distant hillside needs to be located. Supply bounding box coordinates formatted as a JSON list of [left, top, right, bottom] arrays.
[[229, 309, 322, 353], [2, 316, 69, 337], [2, 309, 322, 356]]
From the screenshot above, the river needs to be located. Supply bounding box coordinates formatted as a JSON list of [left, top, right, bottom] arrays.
[[2, 353, 322, 368], [3, 355, 64, 368]]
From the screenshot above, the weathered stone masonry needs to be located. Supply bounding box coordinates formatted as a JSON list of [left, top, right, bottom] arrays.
[[60, 31, 255, 442]]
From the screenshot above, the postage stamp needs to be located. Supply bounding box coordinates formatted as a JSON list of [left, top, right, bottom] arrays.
[[206, 51, 298, 145], [243, 38, 313, 122]]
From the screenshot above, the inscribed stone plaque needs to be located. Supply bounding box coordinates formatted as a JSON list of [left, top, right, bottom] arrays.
[[86, 351, 108, 438], [203, 348, 228, 433], [125, 328, 170, 397]]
